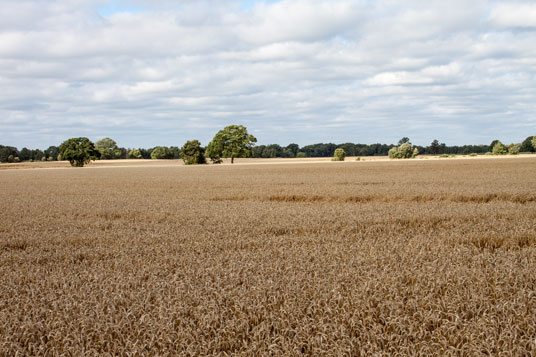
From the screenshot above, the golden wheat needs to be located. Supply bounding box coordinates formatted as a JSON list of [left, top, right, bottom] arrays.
[[1, 157, 535, 355]]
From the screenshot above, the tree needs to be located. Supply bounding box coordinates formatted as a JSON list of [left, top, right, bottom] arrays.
[[169, 146, 181, 159], [180, 140, 206, 165], [95, 137, 121, 160], [489, 140, 500, 152], [150, 146, 172, 159], [44, 146, 59, 161], [31, 149, 44, 161], [206, 125, 257, 164], [128, 149, 142, 159], [332, 148, 346, 161], [59, 137, 100, 167], [0, 146, 19, 163], [398, 137, 411, 146], [520, 136, 535, 152], [19, 148, 32, 161], [286, 143, 299, 157], [492, 141, 506, 155], [429, 140, 440, 155], [533, 136, 536, 151]]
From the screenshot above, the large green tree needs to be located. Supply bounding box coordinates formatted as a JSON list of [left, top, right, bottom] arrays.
[[95, 137, 121, 160], [520, 136, 535, 152], [206, 125, 257, 164], [180, 140, 206, 165], [59, 137, 100, 167]]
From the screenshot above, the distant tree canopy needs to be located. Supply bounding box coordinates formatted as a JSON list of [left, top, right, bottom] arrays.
[[398, 137, 411, 145], [95, 137, 122, 160], [180, 140, 206, 165], [0, 146, 19, 163], [520, 136, 535, 153], [128, 149, 142, 159], [2, 133, 534, 165], [59, 137, 101, 167], [151, 146, 172, 159], [44, 146, 59, 161], [206, 125, 257, 164]]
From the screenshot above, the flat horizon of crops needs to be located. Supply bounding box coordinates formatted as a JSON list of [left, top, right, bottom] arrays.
[[1, 157, 536, 355]]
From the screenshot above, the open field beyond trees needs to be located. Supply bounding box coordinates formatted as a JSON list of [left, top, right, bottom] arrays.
[[1, 157, 536, 355]]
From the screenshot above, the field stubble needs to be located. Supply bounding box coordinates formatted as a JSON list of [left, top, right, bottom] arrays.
[[1, 158, 536, 355]]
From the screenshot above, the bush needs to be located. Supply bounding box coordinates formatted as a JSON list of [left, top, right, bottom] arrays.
[[469, 153, 478, 157], [296, 152, 306, 158], [332, 148, 346, 161], [492, 142, 506, 155], [389, 143, 418, 159], [439, 154, 449, 158], [180, 140, 206, 165], [508, 143, 520, 155], [355, 157, 361, 161]]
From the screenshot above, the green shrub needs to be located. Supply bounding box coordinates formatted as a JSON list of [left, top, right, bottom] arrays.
[[332, 148, 346, 161], [508, 143, 520, 155], [469, 153, 478, 157], [492, 142, 506, 155], [439, 154, 449, 158], [389, 143, 418, 159], [296, 152, 306, 158], [355, 157, 361, 161]]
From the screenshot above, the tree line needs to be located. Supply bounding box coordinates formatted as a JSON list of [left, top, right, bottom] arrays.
[[1, 129, 535, 165]]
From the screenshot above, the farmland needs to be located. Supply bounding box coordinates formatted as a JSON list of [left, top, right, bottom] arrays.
[[1, 157, 536, 355]]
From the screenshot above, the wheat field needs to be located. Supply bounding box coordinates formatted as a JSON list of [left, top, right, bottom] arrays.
[[1, 157, 536, 355]]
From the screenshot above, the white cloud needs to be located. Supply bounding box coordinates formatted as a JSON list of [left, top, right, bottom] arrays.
[[0, 0, 535, 148], [489, 3, 536, 29]]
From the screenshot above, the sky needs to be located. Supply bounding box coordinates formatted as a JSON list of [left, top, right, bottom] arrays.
[[1, 0, 535, 149]]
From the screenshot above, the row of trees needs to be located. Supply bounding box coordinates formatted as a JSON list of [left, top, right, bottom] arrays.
[[2, 133, 535, 165], [40, 125, 256, 167], [250, 136, 536, 158]]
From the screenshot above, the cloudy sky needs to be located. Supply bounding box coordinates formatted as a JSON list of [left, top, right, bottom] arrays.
[[1, 0, 535, 149]]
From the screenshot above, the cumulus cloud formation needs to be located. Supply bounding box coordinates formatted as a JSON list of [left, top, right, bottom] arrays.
[[1, 0, 535, 148]]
